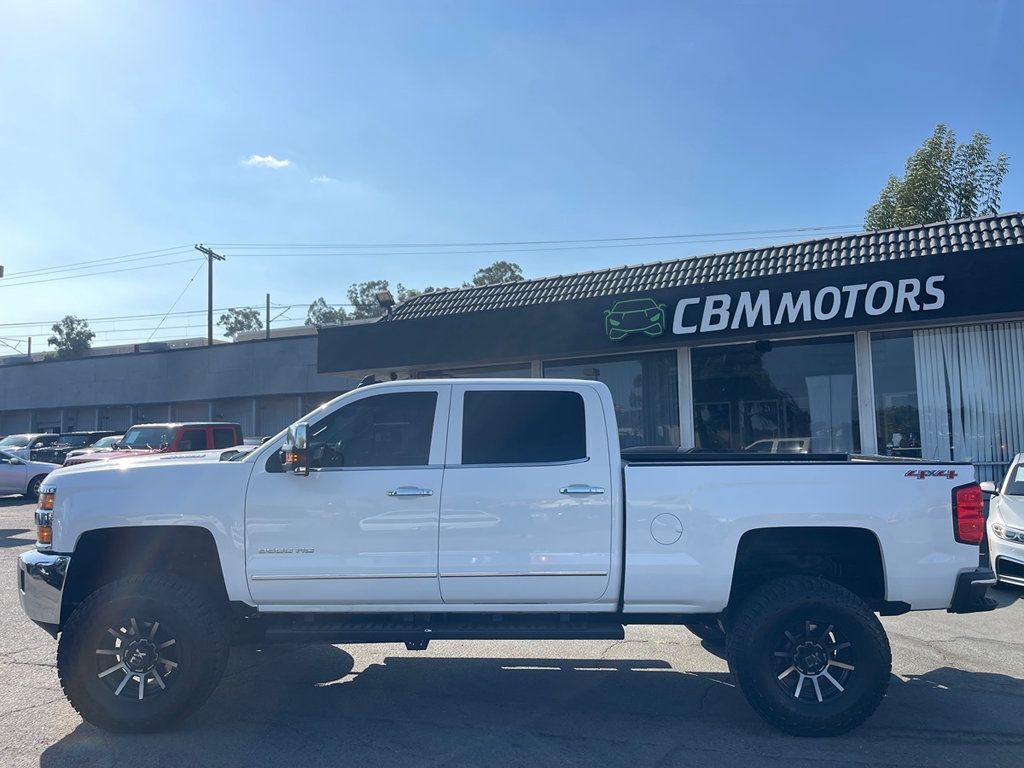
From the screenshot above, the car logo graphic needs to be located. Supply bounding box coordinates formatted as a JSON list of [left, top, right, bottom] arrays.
[[603, 298, 668, 341]]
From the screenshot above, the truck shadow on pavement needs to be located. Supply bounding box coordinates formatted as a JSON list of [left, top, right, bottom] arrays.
[[39, 641, 1024, 768], [0, 528, 33, 548]]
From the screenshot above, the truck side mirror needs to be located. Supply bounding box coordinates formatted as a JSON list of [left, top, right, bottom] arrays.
[[979, 481, 998, 494], [283, 423, 310, 476]]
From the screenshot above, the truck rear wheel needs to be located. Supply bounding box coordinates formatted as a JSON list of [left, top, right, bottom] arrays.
[[726, 575, 891, 736], [57, 573, 229, 733]]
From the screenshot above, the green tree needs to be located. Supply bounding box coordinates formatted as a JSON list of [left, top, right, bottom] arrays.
[[347, 279, 393, 319], [348, 261, 525, 317], [304, 297, 347, 327], [47, 315, 95, 359], [465, 260, 524, 287], [865, 124, 1009, 230], [218, 307, 263, 339], [396, 283, 445, 302]]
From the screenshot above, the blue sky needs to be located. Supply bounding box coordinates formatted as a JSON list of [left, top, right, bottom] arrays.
[[1, 0, 1022, 349]]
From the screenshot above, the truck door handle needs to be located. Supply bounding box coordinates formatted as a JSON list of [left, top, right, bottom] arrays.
[[559, 484, 605, 495], [387, 486, 434, 497]]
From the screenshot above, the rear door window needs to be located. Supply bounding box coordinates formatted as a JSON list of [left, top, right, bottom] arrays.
[[178, 429, 208, 451], [213, 428, 237, 448], [461, 390, 586, 465]]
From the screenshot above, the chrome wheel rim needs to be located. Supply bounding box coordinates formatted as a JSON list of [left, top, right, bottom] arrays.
[[773, 620, 855, 703], [95, 617, 179, 701]]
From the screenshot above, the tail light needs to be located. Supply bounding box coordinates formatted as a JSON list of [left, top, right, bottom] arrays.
[[952, 483, 985, 545]]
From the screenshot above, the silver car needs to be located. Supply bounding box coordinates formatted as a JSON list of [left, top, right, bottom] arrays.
[[0, 449, 59, 499]]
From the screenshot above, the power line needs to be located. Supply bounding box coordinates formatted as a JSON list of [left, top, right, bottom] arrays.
[[147, 261, 206, 341], [216, 230, 861, 259], [206, 224, 860, 249], [0, 306, 260, 329], [2, 245, 194, 279], [0, 257, 204, 289], [0, 302, 354, 330]]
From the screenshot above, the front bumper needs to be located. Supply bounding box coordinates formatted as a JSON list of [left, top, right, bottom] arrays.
[[988, 529, 1024, 587], [17, 550, 70, 627], [947, 567, 998, 614]]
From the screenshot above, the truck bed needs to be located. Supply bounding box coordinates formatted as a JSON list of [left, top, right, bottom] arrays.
[[622, 449, 970, 465]]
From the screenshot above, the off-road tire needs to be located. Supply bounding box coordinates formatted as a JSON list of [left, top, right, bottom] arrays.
[[726, 575, 891, 736], [57, 573, 229, 733]]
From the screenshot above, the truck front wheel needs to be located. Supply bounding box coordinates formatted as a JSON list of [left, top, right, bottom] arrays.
[[57, 573, 229, 733], [726, 575, 891, 736]]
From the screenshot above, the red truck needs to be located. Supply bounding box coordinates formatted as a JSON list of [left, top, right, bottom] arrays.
[[63, 422, 244, 466]]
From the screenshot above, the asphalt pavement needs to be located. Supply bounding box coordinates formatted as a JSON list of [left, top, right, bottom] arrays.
[[2, 496, 1022, 768]]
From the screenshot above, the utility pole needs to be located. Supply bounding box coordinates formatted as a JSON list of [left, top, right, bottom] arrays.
[[194, 244, 225, 346], [265, 293, 271, 340]]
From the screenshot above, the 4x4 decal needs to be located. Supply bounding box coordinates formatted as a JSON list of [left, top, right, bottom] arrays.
[[905, 469, 958, 480]]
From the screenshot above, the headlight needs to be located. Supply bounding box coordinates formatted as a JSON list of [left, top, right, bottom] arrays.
[[992, 522, 1024, 543], [35, 508, 53, 547]]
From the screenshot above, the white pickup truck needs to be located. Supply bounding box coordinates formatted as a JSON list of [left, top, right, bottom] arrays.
[[18, 379, 997, 736]]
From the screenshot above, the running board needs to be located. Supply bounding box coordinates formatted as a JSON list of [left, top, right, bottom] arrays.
[[263, 613, 626, 645]]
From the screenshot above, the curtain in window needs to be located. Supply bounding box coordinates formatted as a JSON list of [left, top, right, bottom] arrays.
[[914, 322, 1024, 481]]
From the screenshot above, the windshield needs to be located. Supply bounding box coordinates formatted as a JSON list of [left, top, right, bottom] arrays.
[[0, 435, 29, 448], [94, 436, 121, 448], [120, 427, 174, 449], [1004, 464, 1024, 496]]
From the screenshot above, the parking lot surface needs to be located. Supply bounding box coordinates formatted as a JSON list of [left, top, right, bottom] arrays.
[[2, 496, 1022, 768]]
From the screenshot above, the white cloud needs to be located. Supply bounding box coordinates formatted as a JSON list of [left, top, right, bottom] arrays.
[[242, 154, 291, 169], [310, 175, 333, 183]]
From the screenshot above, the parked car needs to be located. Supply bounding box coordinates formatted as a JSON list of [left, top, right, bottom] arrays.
[[31, 431, 120, 465], [19, 379, 996, 736], [0, 433, 60, 461], [62, 422, 243, 466], [982, 454, 1024, 588], [0, 449, 58, 498], [744, 437, 811, 454], [63, 435, 124, 464]]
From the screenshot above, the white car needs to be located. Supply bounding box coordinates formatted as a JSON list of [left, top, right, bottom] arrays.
[[744, 437, 810, 454], [982, 455, 1024, 587], [0, 433, 60, 461], [19, 379, 997, 736], [0, 450, 58, 498]]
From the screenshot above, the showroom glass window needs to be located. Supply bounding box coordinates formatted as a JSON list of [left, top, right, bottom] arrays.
[[543, 351, 679, 448], [870, 331, 921, 457], [691, 336, 860, 453]]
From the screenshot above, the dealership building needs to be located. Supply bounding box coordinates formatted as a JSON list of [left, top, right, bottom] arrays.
[[318, 212, 1024, 481], [2, 212, 1023, 480]]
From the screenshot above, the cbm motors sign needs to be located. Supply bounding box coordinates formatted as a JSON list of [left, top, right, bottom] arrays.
[[608, 275, 947, 341], [318, 246, 1024, 373]]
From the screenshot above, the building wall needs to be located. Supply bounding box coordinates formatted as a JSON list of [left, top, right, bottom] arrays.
[[0, 336, 356, 438]]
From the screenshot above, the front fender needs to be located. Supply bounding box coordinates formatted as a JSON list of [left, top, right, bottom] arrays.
[[45, 460, 256, 604]]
